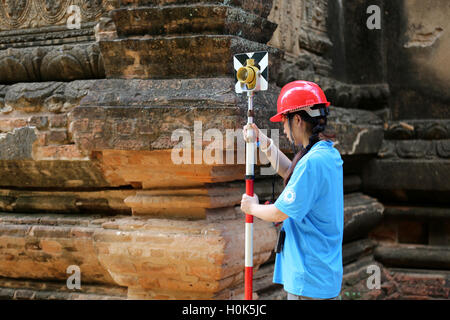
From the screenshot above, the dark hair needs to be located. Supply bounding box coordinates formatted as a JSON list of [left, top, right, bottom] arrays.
[[283, 107, 335, 186]]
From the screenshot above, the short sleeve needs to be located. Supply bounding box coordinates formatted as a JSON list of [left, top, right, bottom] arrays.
[[274, 160, 318, 222]]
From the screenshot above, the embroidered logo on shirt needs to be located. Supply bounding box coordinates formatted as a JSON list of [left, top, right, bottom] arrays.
[[283, 187, 296, 204]]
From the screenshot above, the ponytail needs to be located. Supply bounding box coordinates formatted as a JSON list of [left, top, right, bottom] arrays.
[[283, 109, 335, 186]]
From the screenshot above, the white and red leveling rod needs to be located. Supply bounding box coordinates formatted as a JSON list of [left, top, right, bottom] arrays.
[[245, 91, 255, 300], [234, 51, 269, 301]]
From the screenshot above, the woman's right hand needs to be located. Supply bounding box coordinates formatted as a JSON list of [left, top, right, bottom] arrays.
[[243, 123, 270, 148]]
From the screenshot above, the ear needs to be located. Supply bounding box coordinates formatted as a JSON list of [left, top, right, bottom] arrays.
[[294, 114, 302, 125]]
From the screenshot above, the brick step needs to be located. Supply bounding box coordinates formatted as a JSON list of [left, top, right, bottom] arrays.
[[99, 35, 281, 79], [118, 0, 273, 18], [110, 5, 276, 43]]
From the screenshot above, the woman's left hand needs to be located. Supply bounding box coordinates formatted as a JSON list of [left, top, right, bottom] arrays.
[[240, 193, 259, 215]]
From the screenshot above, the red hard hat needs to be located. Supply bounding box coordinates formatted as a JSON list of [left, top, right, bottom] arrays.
[[270, 80, 330, 122]]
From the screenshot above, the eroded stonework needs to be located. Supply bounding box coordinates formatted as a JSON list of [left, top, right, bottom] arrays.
[[0, 0, 112, 30]]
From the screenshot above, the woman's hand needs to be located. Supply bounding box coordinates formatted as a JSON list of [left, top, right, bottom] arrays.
[[241, 194, 288, 222], [240, 193, 259, 215], [243, 123, 270, 148]]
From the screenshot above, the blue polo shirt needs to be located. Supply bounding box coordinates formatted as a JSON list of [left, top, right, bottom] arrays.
[[273, 140, 344, 299]]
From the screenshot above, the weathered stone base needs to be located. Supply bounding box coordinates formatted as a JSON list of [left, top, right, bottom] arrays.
[[0, 210, 276, 300]]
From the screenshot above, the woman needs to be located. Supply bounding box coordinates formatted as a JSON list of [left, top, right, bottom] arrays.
[[241, 81, 344, 300]]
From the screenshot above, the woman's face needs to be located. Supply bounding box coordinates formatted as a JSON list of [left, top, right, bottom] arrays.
[[282, 117, 291, 142], [282, 114, 301, 144]]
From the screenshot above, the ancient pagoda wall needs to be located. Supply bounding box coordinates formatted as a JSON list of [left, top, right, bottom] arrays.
[[1, 0, 447, 300]]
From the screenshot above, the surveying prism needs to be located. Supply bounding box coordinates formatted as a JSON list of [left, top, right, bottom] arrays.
[[234, 51, 269, 93], [234, 51, 268, 300]]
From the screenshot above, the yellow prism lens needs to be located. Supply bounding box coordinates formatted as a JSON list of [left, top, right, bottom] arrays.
[[236, 59, 259, 90], [237, 67, 253, 83]]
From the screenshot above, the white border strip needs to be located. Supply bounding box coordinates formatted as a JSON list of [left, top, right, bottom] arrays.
[[245, 222, 253, 267]]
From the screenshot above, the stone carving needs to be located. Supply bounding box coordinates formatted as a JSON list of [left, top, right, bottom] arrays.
[[377, 140, 397, 159], [267, 0, 303, 57], [77, 0, 107, 20], [1, 80, 94, 115], [370, 119, 450, 201], [299, 0, 332, 54], [36, 0, 71, 24], [436, 140, 450, 158], [303, 0, 328, 33], [384, 120, 450, 140], [384, 122, 415, 140], [0, 0, 114, 49], [417, 122, 449, 140], [396, 140, 435, 159], [0, 43, 104, 84], [378, 139, 450, 160], [0, 0, 31, 28], [0, 127, 36, 160], [0, 0, 114, 31], [0, 24, 98, 49], [267, 0, 332, 66]]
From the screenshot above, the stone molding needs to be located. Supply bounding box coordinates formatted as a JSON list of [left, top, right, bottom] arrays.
[[0, 43, 104, 84], [384, 120, 450, 141], [276, 61, 390, 109]]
